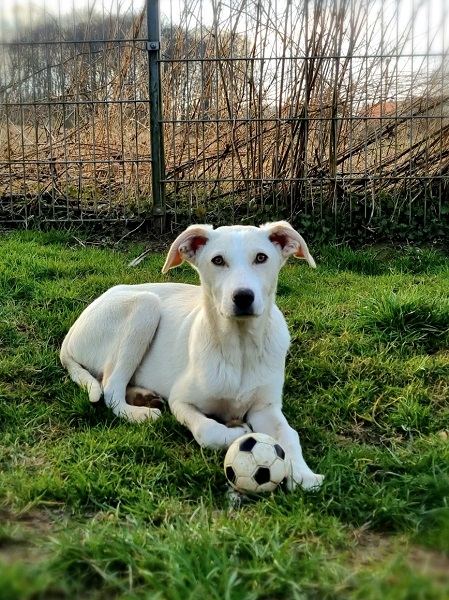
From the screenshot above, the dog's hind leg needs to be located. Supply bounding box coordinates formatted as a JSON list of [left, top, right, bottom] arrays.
[[102, 292, 162, 422], [126, 386, 166, 410]]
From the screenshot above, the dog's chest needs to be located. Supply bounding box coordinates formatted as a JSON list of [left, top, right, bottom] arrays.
[[195, 352, 276, 418], [192, 320, 288, 415], [199, 378, 259, 422]]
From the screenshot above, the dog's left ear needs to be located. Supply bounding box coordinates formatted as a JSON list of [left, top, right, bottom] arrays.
[[262, 221, 316, 268], [162, 224, 213, 273]]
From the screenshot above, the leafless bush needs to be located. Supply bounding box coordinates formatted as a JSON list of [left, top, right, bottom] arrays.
[[0, 0, 447, 224]]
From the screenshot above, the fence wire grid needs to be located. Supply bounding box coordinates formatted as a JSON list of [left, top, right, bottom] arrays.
[[1, 0, 448, 237]]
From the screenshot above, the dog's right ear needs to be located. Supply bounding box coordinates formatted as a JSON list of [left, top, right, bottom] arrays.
[[162, 224, 213, 273]]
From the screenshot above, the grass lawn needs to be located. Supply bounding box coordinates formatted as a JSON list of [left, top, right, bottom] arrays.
[[1, 229, 449, 600]]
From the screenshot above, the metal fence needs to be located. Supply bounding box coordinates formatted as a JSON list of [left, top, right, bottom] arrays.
[[1, 0, 448, 237]]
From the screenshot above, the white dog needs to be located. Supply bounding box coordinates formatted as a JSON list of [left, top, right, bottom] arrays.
[[60, 221, 323, 490]]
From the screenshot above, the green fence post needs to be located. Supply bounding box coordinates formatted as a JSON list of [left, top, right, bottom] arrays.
[[147, 0, 166, 231]]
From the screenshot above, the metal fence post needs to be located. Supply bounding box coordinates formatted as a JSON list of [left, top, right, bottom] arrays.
[[147, 0, 166, 231]]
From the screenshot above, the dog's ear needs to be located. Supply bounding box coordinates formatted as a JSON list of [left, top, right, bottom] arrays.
[[162, 224, 213, 273], [262, 221, 316, 268]]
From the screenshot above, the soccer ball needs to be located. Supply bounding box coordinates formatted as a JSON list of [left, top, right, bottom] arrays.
[[224, 432, 287, 494]]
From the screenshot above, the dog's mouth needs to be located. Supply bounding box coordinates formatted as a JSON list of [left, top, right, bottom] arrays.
[[220, 308, 260, 320], [233, 308, 256, 318]]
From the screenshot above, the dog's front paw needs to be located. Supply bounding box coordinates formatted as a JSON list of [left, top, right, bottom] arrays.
[[285, 467, 324, 492], [297, 472, 324, 491], [226, 420, 252, 435], [195, 421, 250, 450]]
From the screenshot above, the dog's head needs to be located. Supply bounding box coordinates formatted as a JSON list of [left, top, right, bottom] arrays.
[[162, 221, 315, 319]]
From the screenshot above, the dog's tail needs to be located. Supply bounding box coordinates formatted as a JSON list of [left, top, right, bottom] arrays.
[[60, 328, 103, 403]]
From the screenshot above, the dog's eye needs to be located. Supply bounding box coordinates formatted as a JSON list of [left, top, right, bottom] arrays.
[[211, 255, 225, 266], [255, 253, 268, 264]]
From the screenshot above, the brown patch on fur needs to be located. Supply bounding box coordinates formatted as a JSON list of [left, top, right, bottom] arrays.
[[126, 386, 166, 410], [226, 419, 245, 428]]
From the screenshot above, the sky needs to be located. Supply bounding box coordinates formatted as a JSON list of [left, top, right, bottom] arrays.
[[0, 0, 141, 29], [1, 0, 448, 58]]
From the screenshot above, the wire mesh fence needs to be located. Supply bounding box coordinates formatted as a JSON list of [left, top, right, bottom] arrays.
[[1, 0, 448, 239], [1, 2, 151, 223]]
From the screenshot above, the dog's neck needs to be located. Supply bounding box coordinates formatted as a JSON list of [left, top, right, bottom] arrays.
[[201, 292, 273, 353]]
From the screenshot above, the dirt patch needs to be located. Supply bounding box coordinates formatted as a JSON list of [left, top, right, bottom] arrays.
[[407, 546, 449, 582], [350, 528, 449, 581], [0, 508, 58, 565]]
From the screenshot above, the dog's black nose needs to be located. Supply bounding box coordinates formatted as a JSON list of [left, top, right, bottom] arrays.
[[233, 288, 255, 312]]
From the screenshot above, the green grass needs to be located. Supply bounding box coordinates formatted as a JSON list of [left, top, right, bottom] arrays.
[[1, 230, 449, 599]]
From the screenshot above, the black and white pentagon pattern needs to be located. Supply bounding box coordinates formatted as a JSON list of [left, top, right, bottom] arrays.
[[224, 432, 287, 494]]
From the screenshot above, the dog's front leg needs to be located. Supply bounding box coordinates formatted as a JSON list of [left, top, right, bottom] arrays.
[[169, 388, 250, 450], [247, 404, 323, 491]]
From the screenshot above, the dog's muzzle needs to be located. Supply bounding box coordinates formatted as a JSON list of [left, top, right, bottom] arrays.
[[232, 288, 255, 316]]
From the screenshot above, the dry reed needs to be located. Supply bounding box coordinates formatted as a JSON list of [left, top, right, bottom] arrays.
[[0, 0, 447, 226]]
